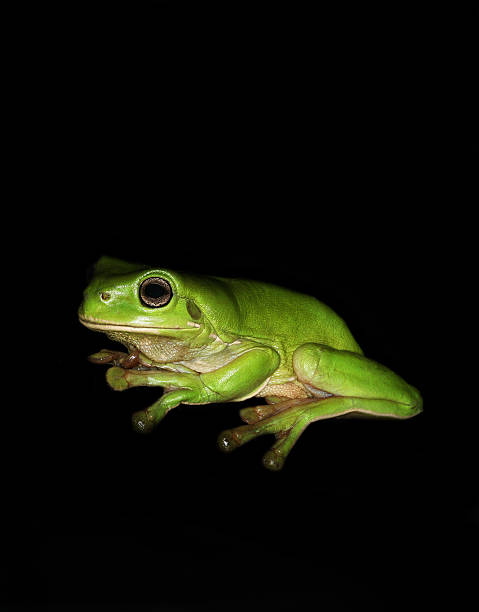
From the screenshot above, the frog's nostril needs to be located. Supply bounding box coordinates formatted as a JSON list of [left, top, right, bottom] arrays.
[[100, 292, 111, 302]]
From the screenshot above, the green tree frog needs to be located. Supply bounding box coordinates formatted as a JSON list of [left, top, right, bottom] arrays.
[[79, 256, 422, 470]]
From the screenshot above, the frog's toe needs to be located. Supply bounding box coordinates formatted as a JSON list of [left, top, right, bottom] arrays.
[[217, 429, 243, 452], [239, 405, 278, 424], [106, 366, 129, 391], [88, 350, 115, 364], [89, 349, 127, 365], [132, 410, 155, 434], [262, 449, 286, 471], [238, 407, 259, 424]]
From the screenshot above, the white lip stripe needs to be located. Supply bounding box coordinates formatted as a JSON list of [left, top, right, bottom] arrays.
[[78, 318, 192, 333]]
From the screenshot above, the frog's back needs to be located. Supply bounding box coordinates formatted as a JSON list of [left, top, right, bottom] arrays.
[[182, 273, 362, 354], [224, 277, 362, 353]]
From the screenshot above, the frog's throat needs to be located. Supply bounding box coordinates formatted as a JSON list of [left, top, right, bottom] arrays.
[[79, 317, 200, 334]]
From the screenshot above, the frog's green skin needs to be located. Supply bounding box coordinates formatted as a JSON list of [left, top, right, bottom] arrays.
[[79, 256, 422, 470]]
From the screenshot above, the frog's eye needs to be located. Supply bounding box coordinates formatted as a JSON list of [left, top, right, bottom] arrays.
[[139, 277, 173, 307]]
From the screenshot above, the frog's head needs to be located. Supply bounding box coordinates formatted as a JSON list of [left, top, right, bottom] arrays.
[[78, 256, 206, 339]]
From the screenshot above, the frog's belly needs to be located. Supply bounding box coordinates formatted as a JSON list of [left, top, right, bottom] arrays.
[[256, 381, 310, 400], [256, 380, 335, 401]]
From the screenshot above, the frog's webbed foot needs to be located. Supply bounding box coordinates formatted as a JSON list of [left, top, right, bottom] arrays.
[[88, 349, 140, 369], [220, 385, 422, 470], [218, 399, 313, 471], [102, 366, 210, 433]]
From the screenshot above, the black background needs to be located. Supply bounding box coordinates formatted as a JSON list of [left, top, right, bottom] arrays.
[[17, 2, 477, 611]]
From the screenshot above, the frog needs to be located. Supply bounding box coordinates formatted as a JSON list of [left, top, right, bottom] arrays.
[[78, 256, 423, 470]]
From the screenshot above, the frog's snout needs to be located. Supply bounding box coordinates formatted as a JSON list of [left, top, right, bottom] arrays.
[[79, 284, 118, 322]]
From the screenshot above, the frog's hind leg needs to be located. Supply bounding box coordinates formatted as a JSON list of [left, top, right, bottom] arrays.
[[218, 395, 420, 471], [218, 343, 422, 470], [220, 397, 350, 470]]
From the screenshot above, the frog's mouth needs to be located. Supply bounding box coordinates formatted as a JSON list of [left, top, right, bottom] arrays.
[[78, 316, 200, 333]]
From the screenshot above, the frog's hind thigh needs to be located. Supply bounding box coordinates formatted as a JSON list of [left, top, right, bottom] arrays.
[[292, 343, 422, 418]]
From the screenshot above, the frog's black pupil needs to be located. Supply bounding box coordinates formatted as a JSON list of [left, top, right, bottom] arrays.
[[140, 277, 172, 307], [144, 282, 167, 299]]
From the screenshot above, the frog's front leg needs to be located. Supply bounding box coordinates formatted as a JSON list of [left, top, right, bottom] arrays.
[[218, 343, 422, 470], [106, 347, 280, 434], [105, 365, 206, 432], [88, 348, 150, 369]]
